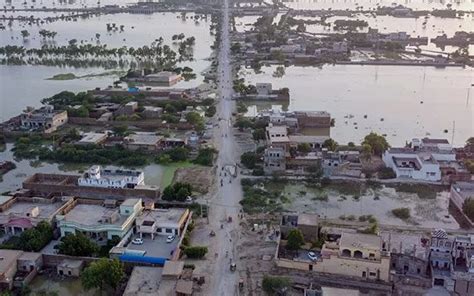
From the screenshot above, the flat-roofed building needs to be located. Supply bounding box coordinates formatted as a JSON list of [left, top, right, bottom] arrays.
[[57, 259, 84, 277], [20, 105, 68, 133], [0, 250, 22, 290], [0, 196, 73, 235], [78, 165, 145, 189], [136, 208, 190, 239], [77, 132, 108, 146], [57, 198, 143, 242], [142, 106, 163, 119], [123, 266, 163, 296], [124, 132, 162, 151]]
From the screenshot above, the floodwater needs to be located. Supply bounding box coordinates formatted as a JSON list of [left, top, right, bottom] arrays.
[[28, 274, 99, 296], [283, 0, 474, 11], [0, 143, 167, 192], [241, 64, 473, 146], [302, 14, 474, 53], [280, 183, 459, 230], [0, 12, 213, 119]]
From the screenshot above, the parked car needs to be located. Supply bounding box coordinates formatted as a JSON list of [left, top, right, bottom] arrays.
[[166, 235, 176, 243], [131, 238, 144, 245], [307, 251, 318, 261]]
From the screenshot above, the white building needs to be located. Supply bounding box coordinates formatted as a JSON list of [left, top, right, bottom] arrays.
[[135, 208, 190, 239], [382, 138, 456, 182], [382, 148, 441, 181], [78, 166, 145, 189]]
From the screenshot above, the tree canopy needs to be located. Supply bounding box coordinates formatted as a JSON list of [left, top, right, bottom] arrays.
[[286, 229, 304, 251], [58, 232, 100, 257], [362, 132, 390, 156], [81, 258, 124, 291]]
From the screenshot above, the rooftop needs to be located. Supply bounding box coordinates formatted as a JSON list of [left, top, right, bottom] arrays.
[[339, 233, 382, 250], [124, 133, 162, 146], [78, 132, 107, 144], [0, 198, 67, 221], [123, 266, 162, 296], [297, 213, 319, 226], [60, 203, 127, 227], [0, 250, 22, 274], [136, 208, 187, 227], [162, 260, 184, 277]]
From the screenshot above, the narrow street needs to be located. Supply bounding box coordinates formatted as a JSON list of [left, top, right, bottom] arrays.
[[208, 0, 243, 294]]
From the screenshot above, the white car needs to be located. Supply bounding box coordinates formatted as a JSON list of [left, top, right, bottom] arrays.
[[166, 235, 176, 243], [131, 238, 144, 245], [307, 251, 318, 261]]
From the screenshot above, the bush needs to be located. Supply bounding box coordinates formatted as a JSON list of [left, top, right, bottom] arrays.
[[286, 229, 304, 251], [162, 182, 193, 201], [183, 246, 208, 259], [262, 275, 291, 295], [205, 105, 216, 117], [392, 207, 410, 220], [241, 152, 257, 169], [0, 221, 53, 252], [58, 232, 100, 257], [193, 148, 216, 166]]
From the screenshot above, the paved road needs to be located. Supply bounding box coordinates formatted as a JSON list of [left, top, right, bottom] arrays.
[[209, 0, 243, 294]]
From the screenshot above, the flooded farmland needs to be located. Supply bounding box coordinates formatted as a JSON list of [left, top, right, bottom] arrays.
[[241, 64, 473, 146]]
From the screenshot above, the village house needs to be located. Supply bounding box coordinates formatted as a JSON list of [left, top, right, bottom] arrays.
[[0, 195, 73, 235], [142, 106, 163, 119], [263, 146, 286, 175], [383, 138, 462, 182], [429, 229, 454, 290], [77, 132, 108, 146], [20, 105, 68, 133], [123, 132, 163, 151], [78, 165, 145, 189], [140, 71, 182, 86], [276, 232, 391, 283], [0, 250, 43, 290], [57, 198, 143, 242], [135, 208, 190, 239], [57, 259, 84, 277], [280, 213, 319, 241], [115, 101, 138, 117], [265, 124, 290, 151]]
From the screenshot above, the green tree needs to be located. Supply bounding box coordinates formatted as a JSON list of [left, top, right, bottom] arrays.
[[183, 246, 208, 259], [81, 258, 124, 291], [193, 148, 216, 166], [112, 125, 128, 137], [322, 138, 338, 151], [286, 229, 304, 251], [362, 132, 390, 156], [262, 275, 291, 295], [58, 232, 100, 257], [185, 112, 203, 125], [297, 143, 311, 153], [252, 128, 266, 142], [241, 152, 258, 169]]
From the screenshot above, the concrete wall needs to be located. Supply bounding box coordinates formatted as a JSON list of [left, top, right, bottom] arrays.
[[276, 253, 391, 282]]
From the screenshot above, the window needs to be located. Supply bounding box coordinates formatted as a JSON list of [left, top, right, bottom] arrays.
[[166, 229, 173, 233], [362, 271, 366, 278], [369, 272, 376, 277]]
